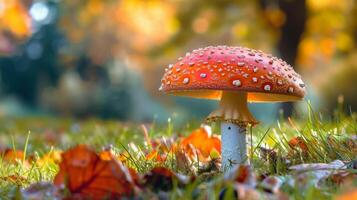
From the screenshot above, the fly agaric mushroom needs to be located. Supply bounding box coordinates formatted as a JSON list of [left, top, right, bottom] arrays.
[[159, 46, 306, 170]]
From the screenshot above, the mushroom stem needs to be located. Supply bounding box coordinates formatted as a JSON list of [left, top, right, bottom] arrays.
[[207, 91, 257, 170], [221, 122, 247, 170]]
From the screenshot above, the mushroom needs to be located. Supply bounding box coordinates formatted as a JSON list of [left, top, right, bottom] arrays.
[[159, 46, 306, 170]]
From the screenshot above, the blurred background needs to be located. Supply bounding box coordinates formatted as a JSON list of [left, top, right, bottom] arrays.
[[0, 0, 356, 124]]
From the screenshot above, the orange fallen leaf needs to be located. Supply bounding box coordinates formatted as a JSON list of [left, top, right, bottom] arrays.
[[288, 136, 308, 152], [1, 149, 24, 163], [99, 149, 115, 161], [54, 145, 139, 199], [180, 127, 221, 160], [36, 150, 62, 167], [145, 137, 177, 163], [336, 188, 357, 200], [146, 150, 166, 162]]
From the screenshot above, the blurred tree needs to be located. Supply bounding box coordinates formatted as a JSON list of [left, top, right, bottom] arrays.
[[259, 0, 307, 117], [0, 0, 356, 119], [0, 2, 61, 106], [353, 2, 357, 45]]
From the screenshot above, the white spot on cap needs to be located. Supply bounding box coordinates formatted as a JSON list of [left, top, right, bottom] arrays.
[[158, 84, 163, 91], [232, 80, 241, 87], [252, 77, 258, 82], [288, 87, 294, 93], [237, 62, 245, 67], [277, 79, 283, 85], [264, 84, 271, 91], [200, 73, 207, 78], [183, 77, 190, 84], [168, 64, 174, 69], [253, 67, 258, 73]]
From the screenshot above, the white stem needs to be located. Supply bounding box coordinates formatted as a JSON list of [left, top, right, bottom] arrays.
[[221, 122, 247, 171]]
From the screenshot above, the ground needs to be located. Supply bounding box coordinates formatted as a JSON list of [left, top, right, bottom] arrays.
[[0, 108, 356, 199]]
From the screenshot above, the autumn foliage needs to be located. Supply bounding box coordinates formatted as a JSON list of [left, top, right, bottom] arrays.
[[54, 145, 139, 199], [180, 127, 221, 159]]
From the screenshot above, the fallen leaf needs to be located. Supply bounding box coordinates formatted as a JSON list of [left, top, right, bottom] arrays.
[[180, 127, 221, 161], [144, 136, 177, 163], [259, 147, 277, 162], [0, 148, 33, 166], [54, 145, 139, 199], [260, 176, 283, 194], [234, 183, 262, 200], [329, 171, 357, 185], [289, 160, 346, 171], [146, 149, 166, 162], [288, 136, 308, 153], [220, 183, 288, 200], [289, 160, 347, 186], [36, 150, 62, 167], [22, 182, 61, 199], [336, 188, 357, 200], [1, 149, 24, 163], [175, 148, 195, 174], [99, 149, 115, 161], [143, 167, 189, 192], [225, 165, 256, 187]]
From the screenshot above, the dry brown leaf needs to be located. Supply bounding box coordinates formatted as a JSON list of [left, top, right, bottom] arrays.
[[54, 145, 139, 199], [143, 167, 189, 192], [143, 167, 176, 192], [22, 182, 61, 199], [330, 171, 357, 185], [289, 160, 347, 186]]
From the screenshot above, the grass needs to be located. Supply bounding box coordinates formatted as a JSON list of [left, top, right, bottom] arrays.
[[0, 105, 356, 199]]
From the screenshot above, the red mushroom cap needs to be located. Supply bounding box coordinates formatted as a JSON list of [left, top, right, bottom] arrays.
[[160, 46, 306, 102]]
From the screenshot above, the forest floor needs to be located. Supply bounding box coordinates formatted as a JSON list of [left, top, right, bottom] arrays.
[[0, 108, 356, 199]]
